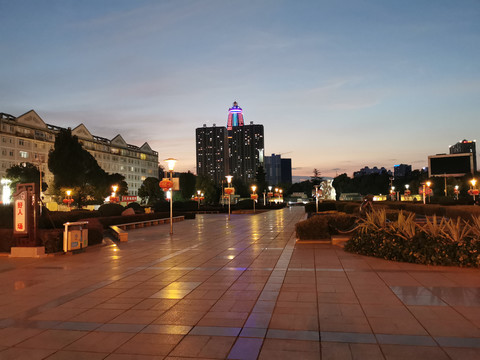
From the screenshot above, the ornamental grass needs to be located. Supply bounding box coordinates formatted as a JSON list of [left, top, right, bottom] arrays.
[[345, 208, 480, 267]]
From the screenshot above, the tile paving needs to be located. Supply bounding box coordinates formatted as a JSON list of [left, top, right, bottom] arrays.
[[0, 206, 479, 359]]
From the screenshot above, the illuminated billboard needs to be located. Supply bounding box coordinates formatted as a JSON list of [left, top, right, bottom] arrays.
[[428, 153, 474, 177]]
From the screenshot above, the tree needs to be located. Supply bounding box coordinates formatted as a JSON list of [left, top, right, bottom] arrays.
[[255, 166, 267, 193], [232, 177, 249, 198], [332, 173, 354, 200], [312, 168, 322, 185], [158, 165, 165, 179], [179, 171, 196, 200], [48, 128, 123, 205], [196, 174, 218, 204], [138, 177, 164, 204], [5, 162, 47, 193]]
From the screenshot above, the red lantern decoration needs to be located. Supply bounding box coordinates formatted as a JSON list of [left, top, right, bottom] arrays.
[[225, 187, 235, 195], [468, 189, 479, 196], [404, 190, 411, 196], [267, 192, 273, 197], [251, 194, 258, 200], [159, 179, 174, 191]]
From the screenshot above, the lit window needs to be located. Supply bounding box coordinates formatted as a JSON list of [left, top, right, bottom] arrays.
[[20, 151, 28, 158]]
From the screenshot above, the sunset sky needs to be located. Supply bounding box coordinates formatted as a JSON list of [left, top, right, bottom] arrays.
[[1, 0, 479, 180]]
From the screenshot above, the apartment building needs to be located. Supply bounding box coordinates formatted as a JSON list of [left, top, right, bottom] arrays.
[[0, 110, 158, 199]]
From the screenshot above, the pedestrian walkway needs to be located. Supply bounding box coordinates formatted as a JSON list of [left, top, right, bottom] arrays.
[[0, 207, 478, 359]]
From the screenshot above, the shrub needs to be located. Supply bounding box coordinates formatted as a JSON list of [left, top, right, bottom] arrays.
[[98, 203, 125, 217], [296, 215, 330, 240], [84, 218, 104, 246], [304, 201, 337, 213], [0, 205, 13, 228], [39, 229, 63, 253], [345, 208, 480, 267], [296, 213, 357, 240], [343, 202, 361, 214], [126, 202, 145, 214], [39, 209, 100, 229], [152, 200, 169, 212], [173, 200, 198, 211], [235, 199, 255, 210], [0, 229, 15, 252]]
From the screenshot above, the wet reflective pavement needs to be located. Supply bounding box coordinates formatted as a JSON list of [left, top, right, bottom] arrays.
[[0, 207, 479, 359]]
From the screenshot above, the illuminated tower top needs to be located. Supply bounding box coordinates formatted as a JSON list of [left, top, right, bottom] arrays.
[[227, 101, 244, 130]]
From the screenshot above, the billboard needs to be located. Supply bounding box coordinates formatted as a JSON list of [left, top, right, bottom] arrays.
[[428, 153, 474, 177]]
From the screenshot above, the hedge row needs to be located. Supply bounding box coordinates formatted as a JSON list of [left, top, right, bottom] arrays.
[[296, 212, 357, 240], [304, 200, 480, 222]]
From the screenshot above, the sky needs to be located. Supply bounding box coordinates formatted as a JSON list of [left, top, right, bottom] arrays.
[[1, 0, 479, 181]]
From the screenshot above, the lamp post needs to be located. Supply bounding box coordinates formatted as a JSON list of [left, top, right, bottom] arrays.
[[404, 184, 411, 200], [390, 186, 396, 201], [268, 186, 272, 205], [226, 175, 233, 220], [197, 190, 201, 210], [426, 181, 432, 203], [251, 185, 257, 214], [165, 158, 177, 234], [454, 185, 459, 200], [111, 184, 119, 203], [313, 184, 319, 213], [279, 189, 283, 203], [64, 190, 73, 210], [469, 179, 478, 204], [1, 178, 12, 205]]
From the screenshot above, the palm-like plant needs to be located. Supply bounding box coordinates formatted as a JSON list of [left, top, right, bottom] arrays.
[[389, 211, 417, 240], [357, 208, 387, 234], [422, 215, 445, 239], [469, 215, 480, 238], [441, 217, 472, 243]]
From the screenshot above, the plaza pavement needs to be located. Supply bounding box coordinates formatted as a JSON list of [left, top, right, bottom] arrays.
[[0, 206, 479, 359]]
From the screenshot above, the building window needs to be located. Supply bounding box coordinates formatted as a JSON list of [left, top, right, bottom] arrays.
[[20, 151, 28, 158], [19, 139, 24, 146]]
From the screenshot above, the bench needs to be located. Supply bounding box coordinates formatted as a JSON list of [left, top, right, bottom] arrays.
[[109, 216, 185, 242], [110, 225, 128, 242]]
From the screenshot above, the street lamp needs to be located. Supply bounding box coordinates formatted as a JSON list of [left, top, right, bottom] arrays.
[[454, 185, 460, 200], [251, 185, 257, 214], [423, 181, 432, 204], [64, 189, 73, 210], [111, 184, 119, 203], [268, 186, 273, 205], [313, 184, 319, 213], [165, 158, 177, 234], [1, 178, 12, 205], [469, 179, 478, 204], [197, 190, 201, 209], [225, 175, 233, 220]]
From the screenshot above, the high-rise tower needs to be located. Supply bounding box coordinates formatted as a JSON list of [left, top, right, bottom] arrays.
[[227, 101, 244, 132], [225, 102, 264, 182], [196, 124, 229, 184], [195, 102, 264, 185]]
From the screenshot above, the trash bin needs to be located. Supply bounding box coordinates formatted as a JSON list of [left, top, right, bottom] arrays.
[[63, 221, 89, 252]]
